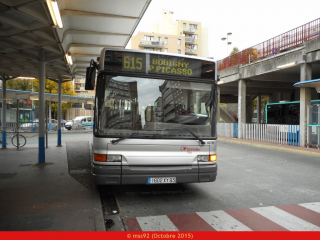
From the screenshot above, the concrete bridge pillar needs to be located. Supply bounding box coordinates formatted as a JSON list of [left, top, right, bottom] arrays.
[[300, 63, 312, 147], [238, 79, 246, 138]]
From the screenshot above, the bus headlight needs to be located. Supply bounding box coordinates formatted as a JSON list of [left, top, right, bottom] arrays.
[[197, 155, 217, 162], [107, 155, 122, 162]]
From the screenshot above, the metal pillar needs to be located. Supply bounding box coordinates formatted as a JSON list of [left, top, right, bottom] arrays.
[[257, 95, 261, 124], [91, 103, 94, 129], [16, 99, 20, 150], [217, 85, 220, 122], [300, 63, 312, 147], [1, 76, 7, 148], [38, 49, 46, 163], [238, 79, 246, 139], [48, 100, 52, 131], [57, 77, 62, 146], [45, 100, 48, 148]]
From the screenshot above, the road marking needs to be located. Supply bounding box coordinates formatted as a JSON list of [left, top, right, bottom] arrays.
[[136, 215, 179, 231], [167, 213, 215, 231], [224, 208, 288, 231], [299, 202, 320, 214], [126, 202, 320, 231], [251, 206, 320, 231], [196, 210, 252, 231]]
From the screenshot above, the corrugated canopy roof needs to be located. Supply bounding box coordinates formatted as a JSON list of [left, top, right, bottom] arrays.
[[0, 0, 151, 81]]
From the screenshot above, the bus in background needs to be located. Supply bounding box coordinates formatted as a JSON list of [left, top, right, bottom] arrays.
[[86, 48, 218, 185], [266, 100, 320, 125]]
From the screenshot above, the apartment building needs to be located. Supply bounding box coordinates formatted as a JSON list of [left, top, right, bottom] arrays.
[[131, 10, 209, 57], [68, 78, 95, 120]]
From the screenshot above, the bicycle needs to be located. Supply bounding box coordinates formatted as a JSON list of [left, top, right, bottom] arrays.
[[0, 130, 27, 147]]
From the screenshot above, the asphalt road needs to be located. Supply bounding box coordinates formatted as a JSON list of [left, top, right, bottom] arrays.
[[16, 132, 320, 220], [105, 140, 320, 219]]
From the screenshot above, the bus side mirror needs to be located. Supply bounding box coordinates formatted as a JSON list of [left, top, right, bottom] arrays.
[[85, 66, 96, 90]]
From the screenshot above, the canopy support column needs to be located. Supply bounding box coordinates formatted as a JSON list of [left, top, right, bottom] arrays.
[[38, 49, 46, 163], [57, 77, 62, 147], [1, 74, 7, 148]]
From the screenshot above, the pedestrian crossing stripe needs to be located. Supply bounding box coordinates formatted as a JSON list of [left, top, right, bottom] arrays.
[[125, 202, 320, 231]]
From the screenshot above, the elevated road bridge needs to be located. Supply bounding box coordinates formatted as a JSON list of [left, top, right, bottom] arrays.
[[217, 18, 320, 147]]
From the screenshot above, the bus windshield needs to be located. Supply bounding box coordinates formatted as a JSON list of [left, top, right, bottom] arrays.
[[95, 74, 217, 139]]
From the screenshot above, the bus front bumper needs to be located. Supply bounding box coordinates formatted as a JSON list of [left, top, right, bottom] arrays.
[[92, 164, 217, 185]]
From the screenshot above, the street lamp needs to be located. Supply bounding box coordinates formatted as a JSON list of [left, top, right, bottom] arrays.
[[221, 32, 232, 56]]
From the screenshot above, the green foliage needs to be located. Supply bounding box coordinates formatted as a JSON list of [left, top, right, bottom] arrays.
[[6, 79, 33, 91], [5, 78, 75, 116], [252, 95, 270, 115], [230, 47, 239, 56]]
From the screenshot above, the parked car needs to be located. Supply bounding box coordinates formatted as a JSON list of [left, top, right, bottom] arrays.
[[65, 121, 73, 130], [65, 116, 93, 130]]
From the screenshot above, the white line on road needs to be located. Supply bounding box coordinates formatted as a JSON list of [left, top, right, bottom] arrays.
[[251, 206, 320, 231], [196, 210, 252, 231], [299, 202, 320, 214], [136, 215, 179, 231]]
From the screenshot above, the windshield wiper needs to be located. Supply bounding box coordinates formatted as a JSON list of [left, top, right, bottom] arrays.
[[156, 128, 205, 145], [110, 133, 159, 144]]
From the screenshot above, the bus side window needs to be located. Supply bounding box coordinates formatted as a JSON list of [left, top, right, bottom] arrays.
[[88, 117, 91, 122]]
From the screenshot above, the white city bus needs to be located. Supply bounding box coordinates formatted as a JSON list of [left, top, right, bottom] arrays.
[[86, 48, 218, 185]]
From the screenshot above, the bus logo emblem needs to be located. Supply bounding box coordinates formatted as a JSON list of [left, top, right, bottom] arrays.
[[180, 146, 200, 153]]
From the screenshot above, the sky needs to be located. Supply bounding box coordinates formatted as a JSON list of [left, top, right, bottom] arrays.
[[128, 0, 320, 60]]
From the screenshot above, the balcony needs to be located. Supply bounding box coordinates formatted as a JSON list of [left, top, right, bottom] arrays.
[[74, 88, 80, 91], [183, 27, 195, 34], [139, 39, 164, 48], [185, 37, 195, 43], [185, 48, 195, 54]]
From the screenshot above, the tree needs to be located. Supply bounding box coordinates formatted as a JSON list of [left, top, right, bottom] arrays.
[[252, 95, 270, 122], [6, 78, 33, 91], [229, 46, 241, 67], [230, 47, 239, 56], [6, 78, 75, 118]]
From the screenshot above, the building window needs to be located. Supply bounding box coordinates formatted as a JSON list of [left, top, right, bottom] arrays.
[[144, 48, 154, 51], [81, 84, 85, 88], [190, 24, 198, 30], [164, 48, 168, 53], [158, 37, 161, 41], [164, 38, 168, 44], [178, 49, 181, 54], [145, 36, 154, 41], [189, 44, 197, 50], [183, 23, 186, 28], [178, 39, 181, 46], [157, 49, 161, 52], [189, 34, 198, 39]]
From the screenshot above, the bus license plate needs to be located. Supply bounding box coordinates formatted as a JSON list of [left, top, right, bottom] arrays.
[[148, 177, 176, 184]]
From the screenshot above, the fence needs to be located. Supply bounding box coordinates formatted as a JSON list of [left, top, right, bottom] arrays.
[[217, 18, 320, 71], [218, 123, 300, 146]]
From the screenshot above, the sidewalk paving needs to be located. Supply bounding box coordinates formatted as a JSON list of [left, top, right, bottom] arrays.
[[0, 145, 105, 231], [218, 136, 320, 157]]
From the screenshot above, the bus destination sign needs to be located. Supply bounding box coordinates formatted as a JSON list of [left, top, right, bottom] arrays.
[[104, 50, 215, 80]]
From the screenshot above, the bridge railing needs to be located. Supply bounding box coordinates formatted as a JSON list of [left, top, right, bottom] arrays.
[[217, 18, 320, 71]]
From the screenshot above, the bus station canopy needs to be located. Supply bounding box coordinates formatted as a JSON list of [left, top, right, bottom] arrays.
[[293, 79, 320, 93], [0, 0, 151, 80], [0, 88, 94, 104]]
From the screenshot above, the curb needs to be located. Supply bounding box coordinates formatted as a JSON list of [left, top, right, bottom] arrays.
[[218, 138, 320, 157]]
